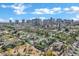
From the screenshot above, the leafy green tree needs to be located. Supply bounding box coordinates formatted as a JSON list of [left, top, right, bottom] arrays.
[[17, 52, 21, 56], [65, 28, 69, 32], [0, 48, 3, 53]]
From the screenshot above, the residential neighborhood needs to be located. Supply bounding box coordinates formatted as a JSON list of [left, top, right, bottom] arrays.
[[0, 18, 79, 56]]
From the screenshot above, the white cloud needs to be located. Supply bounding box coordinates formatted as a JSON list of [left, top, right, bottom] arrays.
[[11, 3, 26, 15], [76, 15, 79, 18], [64, 6, 79, 13], [1, 4, 79, 15], [51, 7, 61, 12], [0, 18, 8, 22], [64, 8, 70, 11], [0, 18, 14, 22], [9, 17, 13, 20], [32, 8, 50, 14], [39, 17, 46, 20], [32, 7, 61, 14], [71, 6, 79, 12], [1, 4, 8, 8], [0, 18, 4, 22], [72, 15, 79, 21], [0, 3, 32, 15]]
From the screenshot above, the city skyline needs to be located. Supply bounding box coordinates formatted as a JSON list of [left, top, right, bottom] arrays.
[[0, 3, 79, 22]]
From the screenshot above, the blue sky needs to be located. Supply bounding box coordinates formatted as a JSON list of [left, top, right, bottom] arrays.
[[0, 3, 79, 22]]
